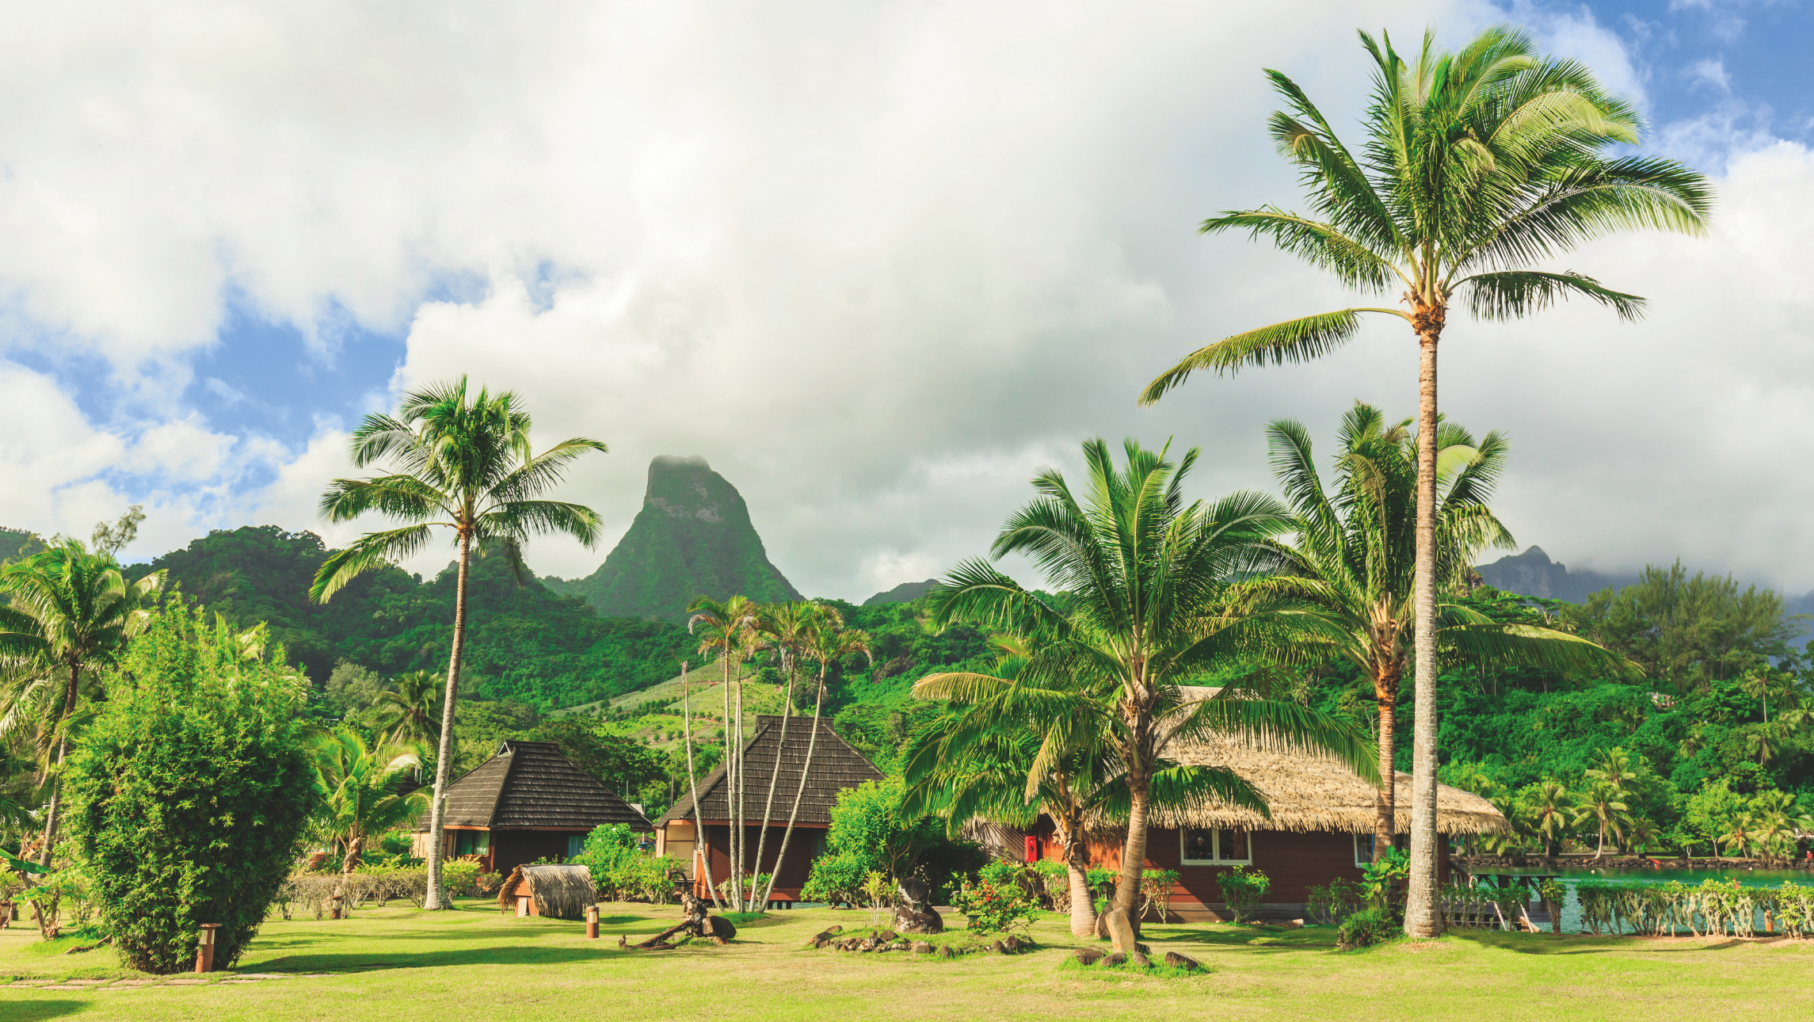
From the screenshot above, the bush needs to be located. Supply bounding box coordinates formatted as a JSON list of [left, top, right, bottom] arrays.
[[1336, 907, 1395, 949], [65, 604, 318, 973], [573, 824, 681, 902], [801, 850, 869, 907], [949, 861, 1040, 933], [1213, 866, 1271, 924], [1307, 878, 1365, 925]]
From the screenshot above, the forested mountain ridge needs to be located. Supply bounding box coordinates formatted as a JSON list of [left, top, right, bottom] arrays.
[[543, 455, 801, 623], [123, 525, 694, 710], [1477, 546, 1640, 603]]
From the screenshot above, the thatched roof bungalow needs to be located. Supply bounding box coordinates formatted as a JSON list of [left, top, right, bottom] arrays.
[[411, 740, 652, 876], [1028, 724, 1509, 921], [655, 715, 884, 905], [499, 863, 596, 920]]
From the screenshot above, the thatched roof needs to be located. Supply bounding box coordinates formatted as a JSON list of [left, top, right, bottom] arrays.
[[1152, 731, 1509, 836], [499, 863, 596, 920], [657, 715, 883, 828], [421, 740, 652, 833]]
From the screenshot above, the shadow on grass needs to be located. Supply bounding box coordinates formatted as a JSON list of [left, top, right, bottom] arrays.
[[1144, 926, 1336, 951], [1441, 930, 1758, 956], [0, 1000, 88, 1021], [252, 944, 632, 973]]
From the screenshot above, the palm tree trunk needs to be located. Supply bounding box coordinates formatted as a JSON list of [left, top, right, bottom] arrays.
[[720, 652, 740, 912], [1063, 823, 1097, 938], [37, 660, 80, 870], [422, 530, 471, 911], [1112, 770, 1150, 921], [734, 668, 749, 907], [762, 662, 828, 909], [1405, 313, 1444, 938], [1374, 674, 1396, 863], [681, 662, 724, 910], [749, 655, 797, 908]]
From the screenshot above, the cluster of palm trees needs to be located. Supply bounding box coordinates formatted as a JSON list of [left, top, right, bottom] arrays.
[[683, 595, 870, 912], [1136, 26, 1711, 935]]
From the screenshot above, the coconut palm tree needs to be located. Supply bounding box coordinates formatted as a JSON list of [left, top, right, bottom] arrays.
[[758, 605, 870, 907], [742, 601, 817, 910], [1137, 27, 1712, 935], [1251, 404, 1628, 857], [369, 670, 442, 750], [926, 437, 1376, 925], [309, 377, 608, 909], [1572, 782, 1632, 858], [686, 594, 761, 910], [0, 539, 164, 866], [1528, 781, 1572, 857], [312, 728, 427, 876], [904, 635, 1269, 937]]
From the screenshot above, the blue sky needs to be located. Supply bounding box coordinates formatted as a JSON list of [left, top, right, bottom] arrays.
[[3, 0, 1814, 599]]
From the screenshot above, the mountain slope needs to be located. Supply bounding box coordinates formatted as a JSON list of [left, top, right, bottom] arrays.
[[545, 456, 801, 623], [863, 578, 939, 606], [1477, 546, 1641, 604]]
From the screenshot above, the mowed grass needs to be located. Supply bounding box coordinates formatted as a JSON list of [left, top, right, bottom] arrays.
[[3, 899, 1813, 1021]]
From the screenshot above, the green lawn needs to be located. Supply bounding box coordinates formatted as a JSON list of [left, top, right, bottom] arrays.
[[3, 900, 1812, 1021]]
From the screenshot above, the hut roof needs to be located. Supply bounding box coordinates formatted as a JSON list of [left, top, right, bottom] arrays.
[[656, 715, 883, 828], [499, 863, 596, 920], [1153, 731, 1509, 836], [420, 740, 653, 833]]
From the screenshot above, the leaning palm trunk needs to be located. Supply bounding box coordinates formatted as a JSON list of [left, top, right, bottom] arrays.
[[1374, 668, 1398, 862], [1405, 326, 1443, 937], [762, 662, 828, 908], [1112, 764, 1151, 922], [37, 732, 69, 870], [421, 531, 471, 911], [745, 654, 796, 911], [681, 662, 724, 910], [719, 654, 740, 912]]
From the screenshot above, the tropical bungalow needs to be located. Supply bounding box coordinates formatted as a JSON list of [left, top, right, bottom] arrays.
[[655, 714, 884, 904], [1027, 732, 1509, 921], [412, 739, 652, 875]]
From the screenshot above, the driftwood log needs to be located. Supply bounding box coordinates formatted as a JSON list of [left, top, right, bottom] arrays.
[[635, 893, 738, 949]]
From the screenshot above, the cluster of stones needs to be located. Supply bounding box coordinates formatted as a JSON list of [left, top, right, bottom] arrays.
[[807, 925, 1032, 958], [1077, 906, 1203, 972]]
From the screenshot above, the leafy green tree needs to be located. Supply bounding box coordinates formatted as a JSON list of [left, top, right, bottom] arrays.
[[801, 777, 944, 902], [370, 669, 442, 749], [1250, 404, 1623, 855], [1567, 564, 1798, 693], [926, 437, 1376, 923], [312, 728, 427, 875], [521, 717, 665, 795], [0, 538, 164, 866], [1138, 27, 1711, 934], [63, 602, 317, 973], [1519, 781, 1572, 857], [310, 376, 608, 910]]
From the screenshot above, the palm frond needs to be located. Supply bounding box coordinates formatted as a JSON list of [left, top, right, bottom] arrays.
[[1457, 270, 1645, 322], [1139, 309, 1405, 404]]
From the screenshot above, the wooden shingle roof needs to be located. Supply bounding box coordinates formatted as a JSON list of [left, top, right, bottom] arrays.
[[657, 715, 882, 827], [421, 740, 653, 833]]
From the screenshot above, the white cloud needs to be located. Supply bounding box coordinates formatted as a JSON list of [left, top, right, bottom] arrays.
[[1687, 57, 1733, 95], [6, 0, 1814, 604]]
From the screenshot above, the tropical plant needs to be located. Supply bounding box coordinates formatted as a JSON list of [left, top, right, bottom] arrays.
[[63, 602, 317, 972], [1250, 404, 1626, 855], [1526, 780, 1572, 857], [0, 537, 165, 867], [759, 605, 870, 907], [924, 437, 1377, 924], [1571, 781, 1633, 858], [1214, 865, 1272, 924], [369, 669, 442, 751], [309, 376, 608, 909], [311, 728, 427, 877], [686, 594, 761, 910], [1137, 26, 1712, 935]]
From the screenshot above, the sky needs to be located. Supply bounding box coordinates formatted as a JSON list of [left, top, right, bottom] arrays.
[[3, 0, 1813, 602]]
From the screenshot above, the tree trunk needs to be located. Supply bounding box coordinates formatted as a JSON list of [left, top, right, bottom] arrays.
[[1404, 314, 1444, 938], [1373, 670, 1398, 863], [763, 662, 829, 908], [681, 662, 724, 911], [746, 653, 795, 911], [37, 735, 68, 870], [1112, 774, 1150, 920], [720, 651, 740, 912], [422, 529, 471, 911], [1065, 838, 1097, 938]]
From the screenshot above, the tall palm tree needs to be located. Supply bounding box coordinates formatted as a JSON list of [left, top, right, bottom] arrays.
[[309, 376, 607, 909], [1249, 404, 1627, 856], [0, 539, 164, 866], [742, 601, 816, 909], [927, 438, 1376, 924], [1138, 28, 1712, 934], [1572, 782, 1632, 858], [904, 635, 1269, 937], [1528, 780, 1571, 857], [686, 594, 761, 910], [758, 605, 869, 907], [312, 728, 428, 876]]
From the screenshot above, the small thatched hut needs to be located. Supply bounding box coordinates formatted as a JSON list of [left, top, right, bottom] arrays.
[[1028, 730, 1509, 921], [499, 863, 596, 920]]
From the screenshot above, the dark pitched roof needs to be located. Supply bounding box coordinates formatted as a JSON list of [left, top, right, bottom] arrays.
[[657, 715, 883, 828], [421, 740, 653, 832]]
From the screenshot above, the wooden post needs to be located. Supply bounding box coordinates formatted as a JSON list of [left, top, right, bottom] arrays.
[[330, 895, 343, 920], [587, 904, 600, 940], [195, 923, 221, 973]]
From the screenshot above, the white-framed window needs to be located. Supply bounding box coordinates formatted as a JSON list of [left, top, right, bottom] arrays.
[[1179, 828, 1252, 865], [1354, 833, 1374, 867]]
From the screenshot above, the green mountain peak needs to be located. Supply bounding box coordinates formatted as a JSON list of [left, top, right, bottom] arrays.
[[545, 455, 801, 622]]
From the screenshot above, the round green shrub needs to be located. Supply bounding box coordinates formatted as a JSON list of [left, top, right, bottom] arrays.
[[1336, 907, 1394, 949], [65, 604, 318, 974]]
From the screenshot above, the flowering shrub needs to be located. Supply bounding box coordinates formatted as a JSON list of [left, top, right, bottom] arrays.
[[950, 861, 1040, 932]]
